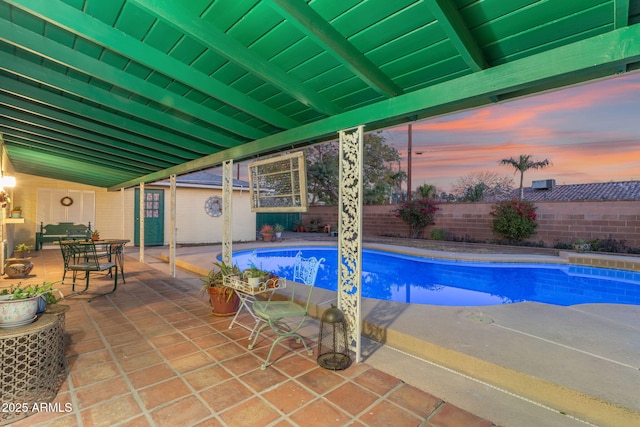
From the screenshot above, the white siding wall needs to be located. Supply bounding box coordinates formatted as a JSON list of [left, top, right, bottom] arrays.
[[10, 173, 256, 247]]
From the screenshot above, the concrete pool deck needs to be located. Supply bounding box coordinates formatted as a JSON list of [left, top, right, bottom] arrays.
[[143, 235, 640, 427]]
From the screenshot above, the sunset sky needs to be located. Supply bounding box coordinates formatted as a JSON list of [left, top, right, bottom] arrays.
[[383, 71, 640, 193]]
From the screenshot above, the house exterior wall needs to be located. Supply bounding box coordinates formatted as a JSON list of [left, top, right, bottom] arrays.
[[8, 173, 256, 250], [303, 200, 640, 248]]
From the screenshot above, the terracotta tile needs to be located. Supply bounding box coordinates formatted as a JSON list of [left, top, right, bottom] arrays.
[[297, 367, 345, 395], [115, 415, 154, 427], [272, 353, 317, 377], [138, 377, 192, 410], [171, 317, 207, 330], [65, 337, 105, 357], [79, 394, 142, 427], [149, 395, 211, 427], [157, 341, 199, 359], [111, 340, 155, 360], [428, 402, 494, 427], [206, 341, 248, 361], [325, 382, 378, 415], [117, 350, 164, 372], [220, 353, 264, 376], [359, 400, 422, 427], [148, 332, 187, 348], [168, 351, 214, 374], [68, 349, 112, 371], [127, 363, 176, 389], [218, 396, 280, 427], [353, 367, 402, 395], [191, 332, 229, 349], [199, 379, 254, 412], [262, 380, 315, 414], [288, 398, 352, 427], [75, 377, 132, 409], [104, 330, 145, 347], [239, 364, 288, 392], [70, 362, 121, 388], [183, 364, 232, 391], [388, 383, 441, 417], [181, 324, 216, 340]]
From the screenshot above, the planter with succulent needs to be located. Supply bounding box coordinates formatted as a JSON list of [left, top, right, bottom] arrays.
[[200, 260, 241, 316], [91, 230, 100, 240], [10, 205, 22, 218], [273, 223, 284, 239], [260, 224, 274, 242], [14, 243, 32, 258], [0, 282, 59, 327], [243, 266, 268, 288]]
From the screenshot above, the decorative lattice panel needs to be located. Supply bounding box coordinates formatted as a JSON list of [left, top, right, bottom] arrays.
[[0, 313, 67, 425], [248, 152, 307, 212]]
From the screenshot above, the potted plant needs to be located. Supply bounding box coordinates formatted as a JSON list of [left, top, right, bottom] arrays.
[[200, 260, 241, 316], [293, 220, 305, 232], [14, 243, 32, 258], [572, 239, 591, 253], [91, 230, 100, 240], [0, 282, 58, 326], [243, 267, 267, 288], [10, 205, 22, 218], [260, 224, 274, 242], [273, 223, 284, 239]]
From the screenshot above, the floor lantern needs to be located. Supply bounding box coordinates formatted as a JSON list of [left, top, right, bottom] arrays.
[[317, 305, 351, 370]]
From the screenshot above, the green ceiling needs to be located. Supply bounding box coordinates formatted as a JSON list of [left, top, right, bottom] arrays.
[[1, 0, 639, 190]]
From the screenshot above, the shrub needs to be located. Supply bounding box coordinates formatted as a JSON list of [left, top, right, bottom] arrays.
[[394, 199, 439, 238], [490, 199, 538, 242], [429, 228, 447, 241]]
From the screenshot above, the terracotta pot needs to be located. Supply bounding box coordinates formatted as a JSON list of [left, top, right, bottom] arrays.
[[4, 258, 34, 278], [262, 232, 274, 242], [207, 287, 239, 316]]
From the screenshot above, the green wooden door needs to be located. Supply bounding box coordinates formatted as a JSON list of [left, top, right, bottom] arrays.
[[134, 188, 164, 246]]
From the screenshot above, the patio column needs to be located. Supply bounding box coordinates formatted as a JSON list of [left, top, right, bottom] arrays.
[[138, 182, 144, 263], [222, 159, 233, 264], [169, 174, 176, 277], [338, 125, 363, 363]]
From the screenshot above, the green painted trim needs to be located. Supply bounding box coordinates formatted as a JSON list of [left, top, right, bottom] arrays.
[[268, 0, 403, 97], [129, 0, 342, 116], [0, 19, 266, 140], [6, 0, 299, 130], [110, 24, 640, 191], [0, 50, 240, 149], [425, 0, 488, 72]]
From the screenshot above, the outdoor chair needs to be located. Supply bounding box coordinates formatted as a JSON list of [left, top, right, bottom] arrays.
[[60, 240, 118, 301], [248, 251, 324, 369]]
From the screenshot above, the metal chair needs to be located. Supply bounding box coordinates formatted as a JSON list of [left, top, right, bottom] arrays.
[[61, 240, 118, 300], [248, 251, 324, 369]]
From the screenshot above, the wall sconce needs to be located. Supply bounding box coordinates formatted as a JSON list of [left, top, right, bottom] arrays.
[[1, 175, 16, 188]]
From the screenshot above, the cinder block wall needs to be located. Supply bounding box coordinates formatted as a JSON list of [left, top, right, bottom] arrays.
[[302, 200, 640, 248]]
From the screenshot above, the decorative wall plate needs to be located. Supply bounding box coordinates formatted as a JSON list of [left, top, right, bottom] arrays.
[[204, 196, 222, 217]]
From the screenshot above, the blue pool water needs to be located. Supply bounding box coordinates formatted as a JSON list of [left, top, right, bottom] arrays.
[[230, 246, 640, 306]]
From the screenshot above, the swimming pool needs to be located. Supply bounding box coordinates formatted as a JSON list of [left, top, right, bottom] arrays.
[[230, 246, 640, 306]]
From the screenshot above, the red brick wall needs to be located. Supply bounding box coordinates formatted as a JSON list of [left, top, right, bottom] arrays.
[[302, 200, 640, 248]]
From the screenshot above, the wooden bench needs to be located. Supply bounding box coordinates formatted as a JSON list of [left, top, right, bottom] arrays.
[[35, 222, 92, 250]]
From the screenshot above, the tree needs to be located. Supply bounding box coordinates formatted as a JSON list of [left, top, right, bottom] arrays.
[[499, 155, 550, 200], [305, 132, 402, 205], [415, 184, 437, 200], [452, 171, 514, 201]]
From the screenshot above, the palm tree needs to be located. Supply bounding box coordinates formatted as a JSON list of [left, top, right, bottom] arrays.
[[500, 155, 550, 200]]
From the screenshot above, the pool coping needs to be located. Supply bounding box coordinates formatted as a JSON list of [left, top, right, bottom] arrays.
[[154, 242, 640, 427]]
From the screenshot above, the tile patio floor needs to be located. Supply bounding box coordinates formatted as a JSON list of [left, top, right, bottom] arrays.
[[3, 249, 495, 427]]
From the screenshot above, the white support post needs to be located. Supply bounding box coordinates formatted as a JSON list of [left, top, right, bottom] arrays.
[[222, 159, 233, 265], [169, 174, 176, 277], [338, 125, 364, 363], [139, 182, 144, 263]]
